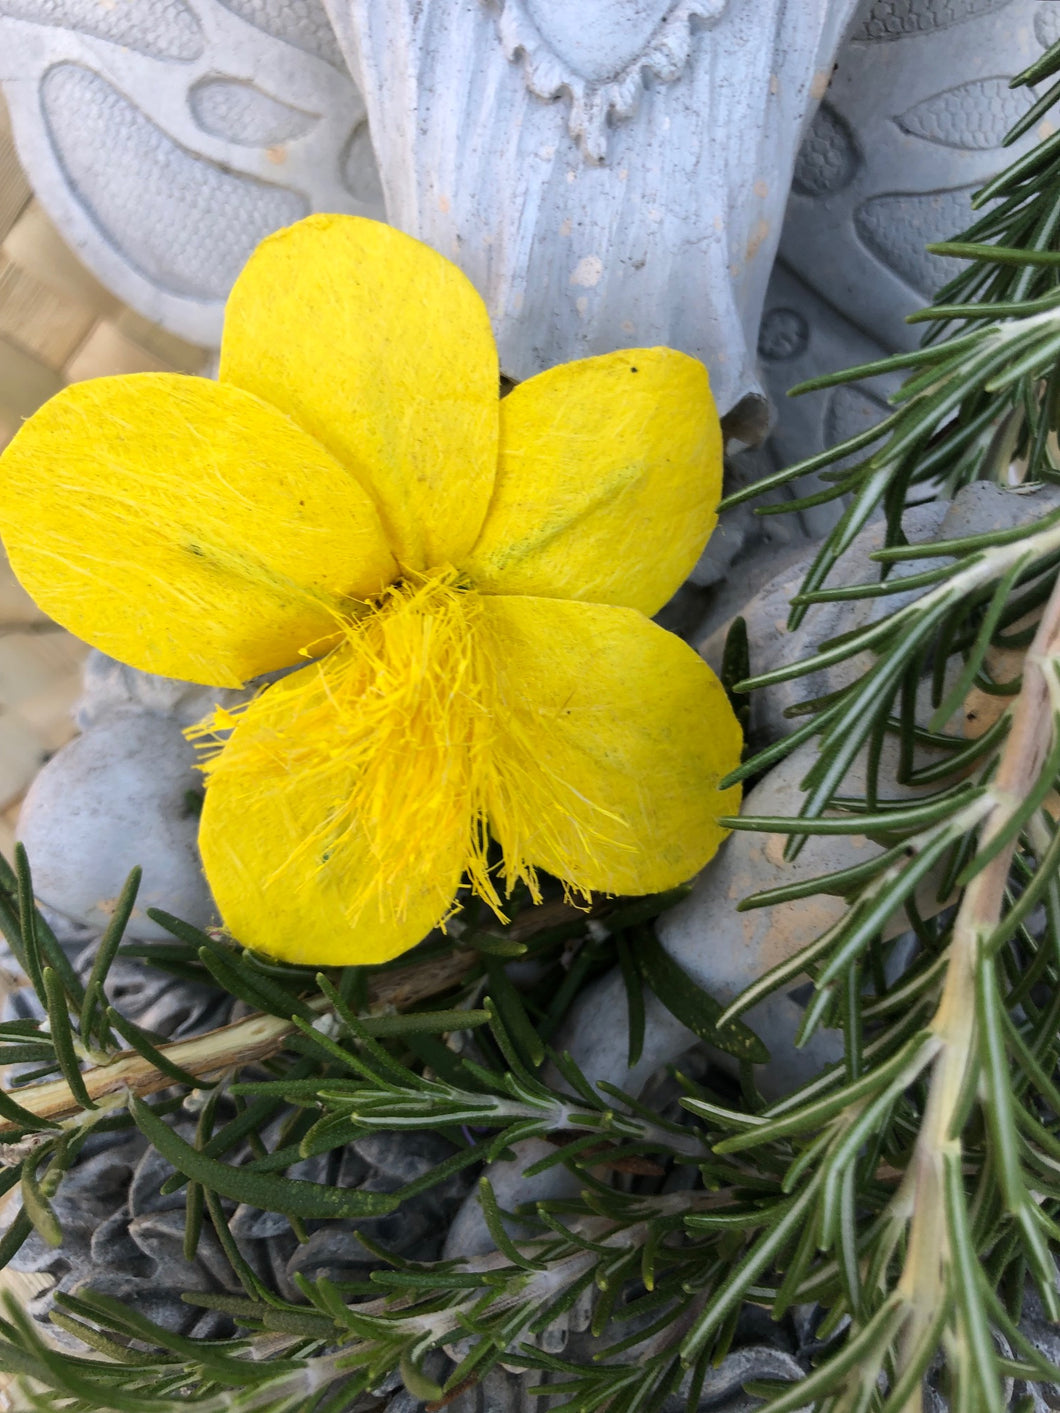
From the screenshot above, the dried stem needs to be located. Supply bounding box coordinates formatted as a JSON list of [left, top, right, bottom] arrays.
[[893, 564, 1060, 1407], [0, 893, 609, 1134], [0, 945, 482, 1134]]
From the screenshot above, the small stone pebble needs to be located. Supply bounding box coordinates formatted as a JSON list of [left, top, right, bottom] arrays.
[[16, 709, 217, 940]]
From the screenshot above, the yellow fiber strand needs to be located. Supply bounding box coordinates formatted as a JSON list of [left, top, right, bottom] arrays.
[[195, 567, 741, 965], [199, 570, 493, 950], [195, 567, 673, 965]]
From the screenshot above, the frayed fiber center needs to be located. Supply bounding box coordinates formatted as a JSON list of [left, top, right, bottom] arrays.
[[196, 566, 562, 934]]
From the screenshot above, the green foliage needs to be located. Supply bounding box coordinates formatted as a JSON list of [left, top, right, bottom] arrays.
[[4, 40, 1060, 1413]]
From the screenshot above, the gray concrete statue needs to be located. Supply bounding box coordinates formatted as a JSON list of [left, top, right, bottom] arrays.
[[326, 0, 859, 419], [0, 0, 1050, 444], [1, 0, 1057, 1167]]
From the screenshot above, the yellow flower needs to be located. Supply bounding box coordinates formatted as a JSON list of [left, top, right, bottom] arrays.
[[0, 215, 741, 966]]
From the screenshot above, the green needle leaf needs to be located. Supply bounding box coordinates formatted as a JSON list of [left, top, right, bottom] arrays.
[[634, 930, 767, 1064], [20, 1159, 61, 1248], [130, 1097, 400, 1220], [80, 866, 141, 1050], [42, 968, 95, 1112]]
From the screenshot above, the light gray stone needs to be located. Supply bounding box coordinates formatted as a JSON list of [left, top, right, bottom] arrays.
[[442, 1136, 582, 1260], [758, 0, 1051, 474], [0, 0, 384, 344], [700, 499, 950, 742], [330, 0, 862, 414], [700, 481, 1060, 744], [16, 709, 216, 939], [76, 651, 247, 732]]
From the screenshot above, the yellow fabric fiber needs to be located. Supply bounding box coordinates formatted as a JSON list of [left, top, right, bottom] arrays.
[[198, 572, 476, 966], [220, 214, 499, 571], [479, 595, 742, 898], [0, 213, 743, 966], [467, 349, 722, 616], [198, 577, 741, 965], [0, 374, 396, 686]]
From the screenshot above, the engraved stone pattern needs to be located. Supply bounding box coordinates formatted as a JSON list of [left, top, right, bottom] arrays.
[[330, 0, 862, 414], [340, 120, 383, 204], [853, 0, 1012, 40], [41, 64, 307, 301], [776, 0, 1044, 385], [216, 0, 345, 68], [792, 102, 859, 197], [0, 0, 203, 59], [1035, 3, 1060, 46], [854, 186, 976, 296], [896, 77, 1033, 148], [756, 306, 808, 361], [496, 0, 727, 161], [0, 0, 381, 344], [188, 78, 318, 146]]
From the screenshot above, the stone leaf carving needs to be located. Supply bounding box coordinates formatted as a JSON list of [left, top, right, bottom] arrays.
[[188, 77, 319, 147], [326, 0, 863, 414], [214, 0, 347, 67], [0, 0, 384, 344], [41, 63, 310, 302], [896, 76, 1035, 150], [853, 0, 1011, 39], [0, 0, 205, 59]]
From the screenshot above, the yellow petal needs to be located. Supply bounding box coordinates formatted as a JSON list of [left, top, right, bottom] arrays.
[[0, 374, 397, 686], [220, 214, 499, 570], [464, 349, 722, 616], [198, 581, 481, 966], [478, 595, 742, 896]]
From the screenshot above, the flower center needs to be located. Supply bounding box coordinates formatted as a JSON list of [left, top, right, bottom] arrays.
[[321, 564, 503, 918], [197, 565, 564, 941]]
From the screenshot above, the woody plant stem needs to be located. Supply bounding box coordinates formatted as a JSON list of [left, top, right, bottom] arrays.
[[891, 564, 1060, 1409]]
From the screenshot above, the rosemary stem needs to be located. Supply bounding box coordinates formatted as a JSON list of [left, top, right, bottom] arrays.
[[0, 946, 481, 1135], [894, 562, 1060, 1410]]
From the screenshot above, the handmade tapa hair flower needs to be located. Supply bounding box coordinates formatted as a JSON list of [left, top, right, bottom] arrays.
[[0, 215, 742, 966]]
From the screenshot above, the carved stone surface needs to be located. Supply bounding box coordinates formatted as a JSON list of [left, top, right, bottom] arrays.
[[327, 0, 863, 414], [0, 0, 205, 56], [3, 0, 1050, 449], [6, 1111, 473, 1348], [0, 0, 384, 343], [756, 0, 1053, 473], [491, 0, 727, 162]]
